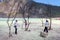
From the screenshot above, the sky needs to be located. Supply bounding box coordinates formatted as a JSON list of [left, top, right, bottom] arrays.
[[33, 0, 60, 6]]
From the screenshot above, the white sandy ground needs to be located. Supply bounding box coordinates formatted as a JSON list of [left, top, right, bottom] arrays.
[[0, 18, 60, 40]]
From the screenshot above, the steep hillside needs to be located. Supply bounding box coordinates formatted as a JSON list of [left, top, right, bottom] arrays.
[[0, 0, 60, 18]]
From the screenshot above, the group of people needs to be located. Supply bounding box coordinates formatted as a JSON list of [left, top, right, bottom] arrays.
[[13, 19, 49, 34]]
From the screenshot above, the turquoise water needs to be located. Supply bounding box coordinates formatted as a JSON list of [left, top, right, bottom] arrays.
[[0, 18, 41, 21]]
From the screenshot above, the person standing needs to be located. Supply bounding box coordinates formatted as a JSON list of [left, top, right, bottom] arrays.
[[24, 20, 28, 31], [44, 20, 49, 33], [14, 20, 19, 34]]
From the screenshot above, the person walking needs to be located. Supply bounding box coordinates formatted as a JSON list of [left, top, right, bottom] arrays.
[[44, 20, 49, 33]]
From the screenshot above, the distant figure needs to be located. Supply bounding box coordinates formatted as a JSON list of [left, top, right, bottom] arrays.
[[14, 20, 19, 34], [44, 20, 49, 33], [24, 20, 28, 31]]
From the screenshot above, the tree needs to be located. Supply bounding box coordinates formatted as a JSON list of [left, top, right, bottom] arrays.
[[39, 8, 46, 27], [7, 0, 17, 37], [19, 1, 32, 31], [46, 6, 52, 30], [6, 0, 21, 37]]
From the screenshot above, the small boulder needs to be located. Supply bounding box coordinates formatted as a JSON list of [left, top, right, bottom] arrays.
[[40, 32, 48, 38]]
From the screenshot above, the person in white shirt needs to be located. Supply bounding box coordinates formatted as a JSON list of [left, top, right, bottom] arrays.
[[14, 20, 19, 34], [44, 20, 49, 33]]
